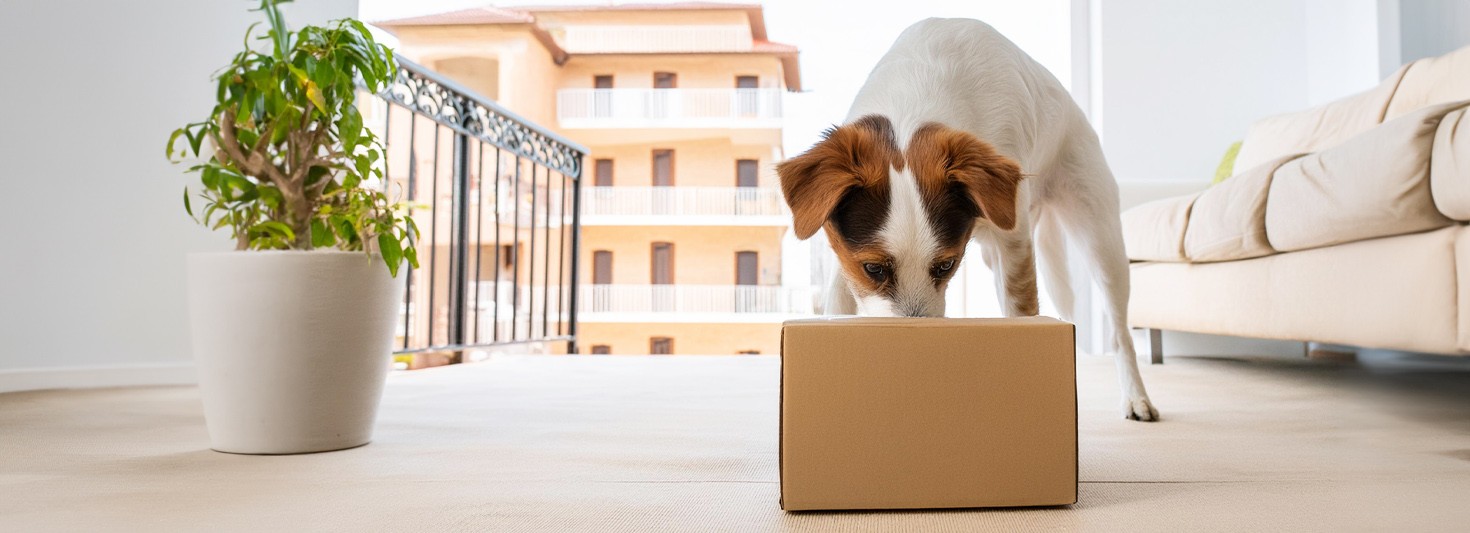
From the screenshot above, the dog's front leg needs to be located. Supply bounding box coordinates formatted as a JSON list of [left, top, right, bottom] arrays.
[[996, 232, 1039, 317], [974, 224, 1039, 318]]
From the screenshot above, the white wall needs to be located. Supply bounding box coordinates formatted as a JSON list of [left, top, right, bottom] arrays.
[[1398, 0, 1470, 63], [0, 0, 358, 392], [1304, 0, 1385, 105], [1094, 0, 1313, 184], [1094, 0, 1459, 185]]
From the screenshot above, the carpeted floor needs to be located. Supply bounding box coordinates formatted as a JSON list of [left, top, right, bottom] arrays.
[[4, 352, 1470, 532]]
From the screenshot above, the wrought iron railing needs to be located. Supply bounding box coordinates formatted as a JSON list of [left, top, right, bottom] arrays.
[[374, 56, 587, 357]]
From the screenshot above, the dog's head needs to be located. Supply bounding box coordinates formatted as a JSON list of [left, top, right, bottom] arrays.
[[777, 115, 1024, 317]]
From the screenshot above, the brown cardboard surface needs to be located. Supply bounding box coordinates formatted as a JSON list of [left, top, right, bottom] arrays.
[[779, 316, 1077, 511]]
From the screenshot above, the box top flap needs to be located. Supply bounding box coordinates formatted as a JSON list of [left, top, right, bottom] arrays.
[[782, 316, 1068, 328]]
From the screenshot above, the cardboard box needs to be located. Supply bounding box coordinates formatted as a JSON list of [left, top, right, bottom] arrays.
[[779, 316, 1077, 511]]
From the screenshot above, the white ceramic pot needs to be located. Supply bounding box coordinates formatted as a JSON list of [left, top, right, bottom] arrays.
[[187, 250, 401, 454]]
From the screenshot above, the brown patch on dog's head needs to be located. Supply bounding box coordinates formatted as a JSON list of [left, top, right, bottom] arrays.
[[776, 115, 902, 240], [777, 115, 904, 299], [906, 122, 1024, 234]]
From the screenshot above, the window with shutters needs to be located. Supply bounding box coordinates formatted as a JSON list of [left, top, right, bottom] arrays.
[[736, 159, 758, 188], [593, 251, 613, 285], [735, 251, 758, 285], [651, 243, 674, 285], [594, 159, 613, 187], [652, 150, 674, 186], [735, 75, 758, 116]]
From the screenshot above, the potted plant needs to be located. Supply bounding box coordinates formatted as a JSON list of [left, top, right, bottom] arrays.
[[167, 0, 417, 454]]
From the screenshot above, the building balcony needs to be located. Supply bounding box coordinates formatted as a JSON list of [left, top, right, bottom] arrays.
[[579, 284, 816, 323], [556, 88, 782, 129], [581, 186, 788, 226]]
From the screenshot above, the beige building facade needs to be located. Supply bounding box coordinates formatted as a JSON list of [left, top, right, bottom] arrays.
[[378, 3, 808, 356]]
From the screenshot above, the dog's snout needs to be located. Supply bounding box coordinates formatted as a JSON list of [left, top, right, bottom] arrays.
[[898, 303, 937, 318]]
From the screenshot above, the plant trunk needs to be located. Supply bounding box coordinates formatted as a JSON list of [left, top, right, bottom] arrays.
[[284, 190, 314, 250]]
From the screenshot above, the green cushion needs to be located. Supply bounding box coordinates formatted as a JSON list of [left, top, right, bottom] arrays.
[[1213, 141, 1243, 184]]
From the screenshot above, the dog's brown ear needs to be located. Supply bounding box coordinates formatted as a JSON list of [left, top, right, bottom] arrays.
[[908, 124, 1025, 230], [777, 119, 898, 239]]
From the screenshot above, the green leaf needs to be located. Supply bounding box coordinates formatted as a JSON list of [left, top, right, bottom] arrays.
[[236, 98, 255, 126], [167, 129, 184, 158], [377, 233, 402, 277], [236, 127, 260, 149], [201, 165, 221, 189], [287, 63, 309, 84], [340, 105, 362, 152], [332, 215, 357, 243], [404, 244, 419, 269], [186, 128, 204, 156], [258, 184, 283, 209], [183, 188, 194, 217], [242, 21, 261, 49], [256, 221, 295, 241], [311, 218, 335, 247]]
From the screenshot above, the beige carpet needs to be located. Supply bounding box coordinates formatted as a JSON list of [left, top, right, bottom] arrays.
[[4, 352, 1470, 532]]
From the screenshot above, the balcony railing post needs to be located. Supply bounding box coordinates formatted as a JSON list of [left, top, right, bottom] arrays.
[[566, 153, 584, 355], [446, 131, 471, 362]]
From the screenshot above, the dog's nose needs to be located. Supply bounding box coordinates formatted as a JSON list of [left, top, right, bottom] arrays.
[[899, 304, 930, 318]]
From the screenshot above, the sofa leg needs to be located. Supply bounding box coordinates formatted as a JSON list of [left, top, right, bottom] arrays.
[[1145, 328, 1164, 365]]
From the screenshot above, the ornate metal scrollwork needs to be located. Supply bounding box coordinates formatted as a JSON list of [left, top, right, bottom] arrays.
[[380, 57, 585, 178]]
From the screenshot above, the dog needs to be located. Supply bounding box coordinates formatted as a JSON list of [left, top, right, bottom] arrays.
[[776, 18, 1158, 421]]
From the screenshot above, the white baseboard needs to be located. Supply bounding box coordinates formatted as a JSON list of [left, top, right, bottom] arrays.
[[0, 362, 197, 394]]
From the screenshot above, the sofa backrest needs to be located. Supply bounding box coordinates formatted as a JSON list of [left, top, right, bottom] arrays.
[[1233, 43, 1470, 173], [1385, 44, 1470, 120], [1232, 66, 1405, 172]]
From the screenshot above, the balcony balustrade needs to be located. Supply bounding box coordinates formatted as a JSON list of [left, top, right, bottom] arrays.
[[557, 88, 782, 129]]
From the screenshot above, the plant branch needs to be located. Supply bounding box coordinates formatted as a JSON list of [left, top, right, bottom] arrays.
[[214, 109, 289, 189]]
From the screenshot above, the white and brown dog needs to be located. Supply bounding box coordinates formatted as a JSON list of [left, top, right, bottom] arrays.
[[777, 18, 1158, 421]]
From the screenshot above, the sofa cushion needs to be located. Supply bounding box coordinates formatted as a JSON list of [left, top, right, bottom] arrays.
[[1431, 107, 1470, 220], [1183, 155, 1297, 262], [1265, 102, 1462, 253], [1121, 194, 1196, 262], [1385, 44, 1470, 120], [1233, 65, 1408, 172], [1130, 227, 1461, 355]]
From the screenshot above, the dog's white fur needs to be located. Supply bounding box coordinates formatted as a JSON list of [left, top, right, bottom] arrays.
[[820, 18, 1158, 421]]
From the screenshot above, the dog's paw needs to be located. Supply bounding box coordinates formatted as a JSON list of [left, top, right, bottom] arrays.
[[1122, 396, 1160, 422]]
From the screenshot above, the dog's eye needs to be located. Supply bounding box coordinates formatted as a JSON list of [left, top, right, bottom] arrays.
[[931, 259, 956, 279], [862, 263, 886, 280]]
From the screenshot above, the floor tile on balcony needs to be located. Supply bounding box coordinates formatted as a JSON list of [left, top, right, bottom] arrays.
[[4, 354, 1470, 531]]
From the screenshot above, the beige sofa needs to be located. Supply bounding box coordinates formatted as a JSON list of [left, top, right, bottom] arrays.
[[1121, 45, 1470, 357]]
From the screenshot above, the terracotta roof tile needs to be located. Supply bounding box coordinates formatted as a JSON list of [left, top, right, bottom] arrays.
[[751, 40, 797, 53], [506, 2, 762, 13], [371, 3, 799, 90], [373, 7, 534, 28]]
